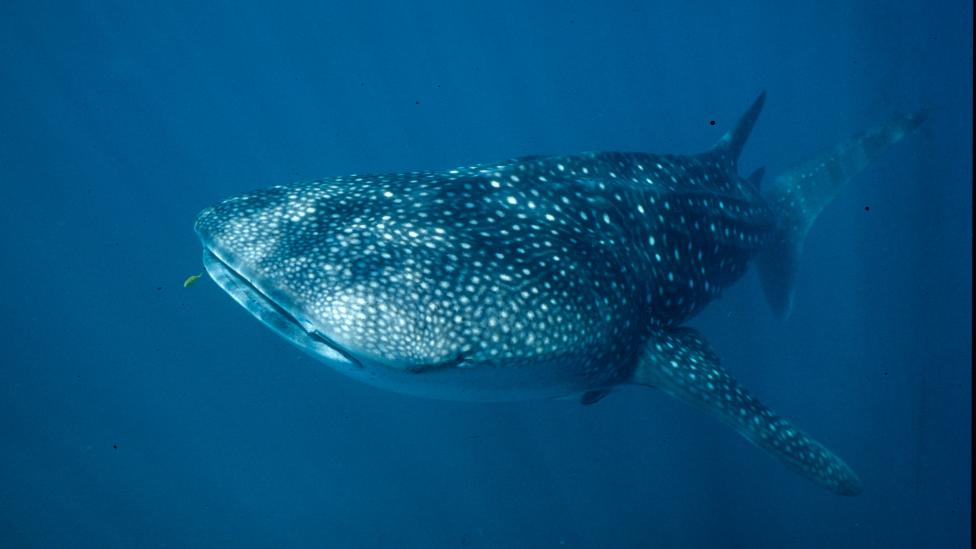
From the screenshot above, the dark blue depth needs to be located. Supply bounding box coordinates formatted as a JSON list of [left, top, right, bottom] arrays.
[[0, 1, 970, 547]]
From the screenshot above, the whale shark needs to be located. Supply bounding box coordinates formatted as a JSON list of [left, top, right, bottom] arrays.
[[194, 93, 925, 495]]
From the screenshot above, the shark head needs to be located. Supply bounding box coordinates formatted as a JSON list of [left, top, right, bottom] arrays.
[[194, 185, 366, 378], [194, 170, 638, 398], [195, 182, 474, 375]]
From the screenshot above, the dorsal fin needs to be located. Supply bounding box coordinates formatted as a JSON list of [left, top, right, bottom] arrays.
[[710, 91, 767, 169], [747, 166, 766, 188]]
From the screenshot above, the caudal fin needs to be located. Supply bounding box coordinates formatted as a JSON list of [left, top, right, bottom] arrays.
[[759, 109, 928, 318]]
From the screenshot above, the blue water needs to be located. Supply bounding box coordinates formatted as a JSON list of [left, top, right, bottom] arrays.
[[0, 1, 970, 547]]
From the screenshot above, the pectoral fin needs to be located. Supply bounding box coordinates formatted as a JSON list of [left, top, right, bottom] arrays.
[[631, 327, 862, 495], [581, 389, 612, 406]]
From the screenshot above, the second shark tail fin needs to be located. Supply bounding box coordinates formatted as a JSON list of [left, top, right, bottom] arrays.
[[758, 109, 928, 319]]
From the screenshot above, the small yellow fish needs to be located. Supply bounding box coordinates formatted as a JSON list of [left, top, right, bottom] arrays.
[[183, 273, 204, 288]]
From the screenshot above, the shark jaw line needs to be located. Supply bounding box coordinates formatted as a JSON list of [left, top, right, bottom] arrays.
[[202, 249, 364, 369], [202, 249, 472, 377]]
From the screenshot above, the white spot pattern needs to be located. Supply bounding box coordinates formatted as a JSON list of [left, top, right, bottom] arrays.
[[196, 151, 774, 386]]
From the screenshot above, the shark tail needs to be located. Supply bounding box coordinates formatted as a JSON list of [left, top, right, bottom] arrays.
[[758, 109, 928, 319]]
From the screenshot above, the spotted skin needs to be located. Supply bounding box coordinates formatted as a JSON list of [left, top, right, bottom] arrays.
[[196, 151, 771, 395], [195, 93, 924, 494]]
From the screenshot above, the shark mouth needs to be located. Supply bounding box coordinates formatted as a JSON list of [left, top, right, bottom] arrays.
[[201, 250, 364, 369], [202, 249, 470, 376]]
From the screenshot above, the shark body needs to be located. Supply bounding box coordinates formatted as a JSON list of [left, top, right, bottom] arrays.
[[195, 93, 925, 495]]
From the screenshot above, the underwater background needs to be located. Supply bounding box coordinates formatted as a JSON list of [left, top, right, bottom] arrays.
[[0, 1, 971, 547]]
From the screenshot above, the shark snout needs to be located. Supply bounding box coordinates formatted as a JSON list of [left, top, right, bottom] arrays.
[[193, 206, 217, 243], [193, 186, 294, 259]]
